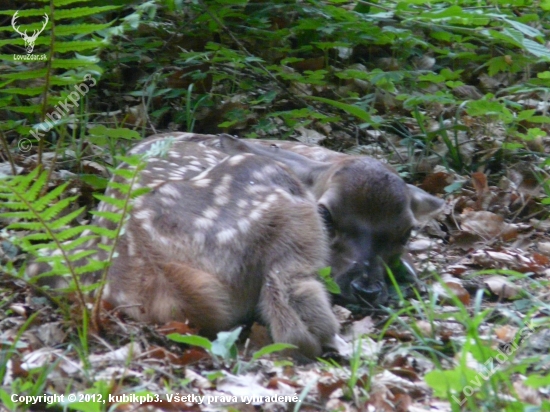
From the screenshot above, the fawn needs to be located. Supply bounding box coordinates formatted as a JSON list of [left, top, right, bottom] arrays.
[[30, 133, 442, 358]]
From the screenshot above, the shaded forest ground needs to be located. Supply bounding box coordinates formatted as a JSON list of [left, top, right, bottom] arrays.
[[1, 0, 550, 411]]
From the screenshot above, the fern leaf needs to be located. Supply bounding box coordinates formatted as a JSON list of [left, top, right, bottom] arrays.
[[56, 6, 120, 20], [55, 23, 113, 36], [131, 187, 151, 198], [32, 183, 71, 212], [91, 211, 123, 224], [93, 194, 126, 209], [48, 207, 87, 230], [39, 197, 79, 221], [54, 41, 107, 54]]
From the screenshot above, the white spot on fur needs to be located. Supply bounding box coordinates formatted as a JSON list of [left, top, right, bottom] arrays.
[[187, 165, 202, 172], [216, 228, 238, 244], [193, 178, 212, 187], [127, 231, 136, 256], [193, 231, 205, 245], [237, 199, 248, 208], [156, 235, 171, 247], [203, 207, 219, 219], [190, 160, 203, 167], [237, 218, 251, 233], [161, 196, 176, 206], [214, 195, 229, 206], [141, 220, 156, 238], [133, 197, 144, 209], [263, 165, 278, 175], [250, 209, 263, 221], [214, 175, 232, 195], [135, 209, 154, 220], [274, 187, 295, 202], [159, 184, 181, 199], [247, 184, 270, 194], [190, 169, 210, 182], [228, 154, 246, 166], [103, 283, 111, 299], [252, 169, 265, 180], [205, 156, 218, 166], [195, 216, 214, 229]]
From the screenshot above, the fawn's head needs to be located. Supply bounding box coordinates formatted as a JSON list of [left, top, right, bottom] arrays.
[[220, 135, 443, 307]]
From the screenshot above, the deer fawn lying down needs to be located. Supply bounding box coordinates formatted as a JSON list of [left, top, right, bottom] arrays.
[[30, 133, 442, 358]]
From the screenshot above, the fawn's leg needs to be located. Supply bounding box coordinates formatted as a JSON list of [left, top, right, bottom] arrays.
[[259, 270, 339, 359]]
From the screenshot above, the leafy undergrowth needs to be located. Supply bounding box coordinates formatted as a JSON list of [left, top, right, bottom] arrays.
[[1, 0, 550, 410], [1, 140, 549, 412]]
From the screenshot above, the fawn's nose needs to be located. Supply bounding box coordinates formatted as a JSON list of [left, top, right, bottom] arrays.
[[351, 278, 384, 302]]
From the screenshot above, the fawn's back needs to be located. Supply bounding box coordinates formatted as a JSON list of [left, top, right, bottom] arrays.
[[29, 132, 442, 358]]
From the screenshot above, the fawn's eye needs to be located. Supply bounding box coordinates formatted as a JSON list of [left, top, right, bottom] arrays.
[[318, 204, 334, 233], [400, 228, 412, 245]]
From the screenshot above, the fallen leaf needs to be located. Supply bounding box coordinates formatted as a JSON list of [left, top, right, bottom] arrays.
[[89, 343, 141, 364], [156, 321, 196, 336], [447, 264, 469, 276], [415, 320, 433, 337], [445, 282, 471, 305], [471, 171, 490, 210], [460, 210, 518, 240], [246, 322, 272, 351], [432, 275, 471, 305], [180, 348, 210, 365], [317, 377, 345, 401], [494, 325, 518, 342], [484, 275, 520, 299], [471, 249, 547, 273], [351, 316, 375, 336], [513, 379, 542, 405], [419, 172, 453, 194]]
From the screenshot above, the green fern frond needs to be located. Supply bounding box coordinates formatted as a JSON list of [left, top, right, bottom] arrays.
[[55, 23, 113, 36], [93, 194, 126, 209], [55, 6, 120, 20], [131, 187, 151, 198], [91, 211, 124, 224]]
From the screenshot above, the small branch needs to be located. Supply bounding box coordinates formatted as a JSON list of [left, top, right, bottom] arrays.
[[0, 130, 17, 175]]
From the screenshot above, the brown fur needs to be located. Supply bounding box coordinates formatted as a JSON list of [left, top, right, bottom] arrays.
[[30, 132, 443, 358]]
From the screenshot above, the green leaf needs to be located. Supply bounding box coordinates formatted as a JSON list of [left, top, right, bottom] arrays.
[[211, 327, 242, 360], [424, 367, 479, 398], [89, 125, 141, 140], [306, 96, 372, 123], [252, 343, 296, 361], [55, 6, 120, 20], [318, 267, 341, 294], [0, 388, 16, 410], [525, 374, 550, 389], [166, 334, 212, 351], [80, 175, 108, 190]]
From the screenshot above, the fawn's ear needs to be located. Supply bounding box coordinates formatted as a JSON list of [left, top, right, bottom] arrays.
[[219, 134, 330, 185], [407, 184, 444, 224]]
